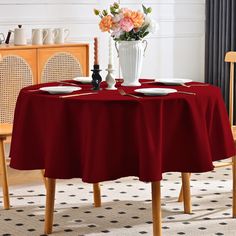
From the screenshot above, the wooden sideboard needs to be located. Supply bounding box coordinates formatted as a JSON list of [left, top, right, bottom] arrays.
[[0, 43, 89, 123]]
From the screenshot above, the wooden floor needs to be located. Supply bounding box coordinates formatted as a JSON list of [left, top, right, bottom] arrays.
[[2, 143, 43, 186], [4, 158, 43, 186]]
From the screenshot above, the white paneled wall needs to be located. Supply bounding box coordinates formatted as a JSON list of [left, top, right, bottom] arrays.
[[0, 0, 205, 81]]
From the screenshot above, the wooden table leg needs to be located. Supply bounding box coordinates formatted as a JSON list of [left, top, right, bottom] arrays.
[[93, 183, 101, 207], [44, 178, 56, 234], [151, 181, 162, 236], [232, 155, 236, 217], [181, 173, 191, 214], [0, 138, 10, 210]]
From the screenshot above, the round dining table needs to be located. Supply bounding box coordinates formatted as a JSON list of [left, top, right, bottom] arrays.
[[9, 79, 235, 236]]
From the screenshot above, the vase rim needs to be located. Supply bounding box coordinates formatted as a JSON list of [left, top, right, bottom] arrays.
[[118, 40, 142, 43]]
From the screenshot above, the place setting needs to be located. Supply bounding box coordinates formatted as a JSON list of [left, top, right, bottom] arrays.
[[131, 78, 210, 96], [25, 83, 98, 98], [73, 76, 92, 84], [39, 85, 81, 94], [134, 88, 196, 96], [141, 78, 209, 88]]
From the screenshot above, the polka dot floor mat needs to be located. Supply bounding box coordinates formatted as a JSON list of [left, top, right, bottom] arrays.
[[0, 162, 236, 235]]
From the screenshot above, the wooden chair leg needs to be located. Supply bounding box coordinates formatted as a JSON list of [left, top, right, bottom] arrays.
[[0, 138, 10, 210], [181, 172, 191, 214], [44, 178, 56, 234], [178, 173, 191, 203], [40, 169, 47, 189], [178, 186, 183, 202], [151, 181, 162, 236], [93, 183, 101, 207], [232, 155, 236, 218]]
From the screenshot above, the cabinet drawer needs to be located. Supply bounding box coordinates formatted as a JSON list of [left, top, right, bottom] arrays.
[[37, 45, 89, 83]]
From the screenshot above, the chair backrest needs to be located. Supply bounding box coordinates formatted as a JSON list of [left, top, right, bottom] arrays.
[[225, 51, 236, 126], [0, 55, 34, 124]]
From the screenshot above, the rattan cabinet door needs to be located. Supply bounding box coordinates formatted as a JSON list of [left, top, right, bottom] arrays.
[[0, 49, 36, 123], [38, 45, 89, 83]]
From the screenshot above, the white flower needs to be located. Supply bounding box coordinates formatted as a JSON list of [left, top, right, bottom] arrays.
[[111, 24, 123, 39], [144, 16, 159, 34], [111, 29, 123, 39], [112, 13, 123, 23]]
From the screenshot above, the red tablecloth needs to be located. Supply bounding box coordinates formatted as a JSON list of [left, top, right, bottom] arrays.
[[9, 80, 235, 182]]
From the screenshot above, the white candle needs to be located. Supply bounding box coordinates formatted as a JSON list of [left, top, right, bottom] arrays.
[[108, 37, 113, 66]]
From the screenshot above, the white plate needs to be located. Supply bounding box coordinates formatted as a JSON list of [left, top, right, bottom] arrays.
[[39, 86, 81, 94], [135, 88, 177, 96], [73, 76, 92, 84], [155, 78, 192, 85]]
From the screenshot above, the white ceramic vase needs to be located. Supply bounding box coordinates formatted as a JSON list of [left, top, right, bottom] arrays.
[[116, 40, 147, 86]]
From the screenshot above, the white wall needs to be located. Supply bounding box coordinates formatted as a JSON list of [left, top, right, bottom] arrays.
[[0, 0, 205, 81]]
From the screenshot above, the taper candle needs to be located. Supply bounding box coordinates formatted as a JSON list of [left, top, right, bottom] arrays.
[[94, 37, 98, 65], [108, 37, 113, 66]]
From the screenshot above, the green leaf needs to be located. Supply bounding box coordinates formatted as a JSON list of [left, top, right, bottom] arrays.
[[113, 2, 119, 9], [110, 6, 118, 15], [102, 9, 108, 16], [142, 31, 149, 38], [138, 24, 149, 36], [94, 9, 100, 16], [142, 4, 148, 15], [147, 7, 152, 14]]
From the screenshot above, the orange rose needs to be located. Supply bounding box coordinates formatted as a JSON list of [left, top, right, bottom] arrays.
[[99, 15, 113, 32], [124, 10, 144, 28], [129, 11, 144, 28]]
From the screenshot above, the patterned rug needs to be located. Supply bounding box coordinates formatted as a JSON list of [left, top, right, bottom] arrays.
[[0, 162, 236, 236]]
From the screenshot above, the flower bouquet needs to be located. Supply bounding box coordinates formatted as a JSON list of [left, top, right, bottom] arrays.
[[94, 2, 158, 86], [94, 2, 158, 41]]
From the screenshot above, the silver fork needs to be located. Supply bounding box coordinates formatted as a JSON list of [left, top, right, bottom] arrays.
[[180, 83, 209, 88], [118, 88, 142, 99], [177, 91, 196, 95]]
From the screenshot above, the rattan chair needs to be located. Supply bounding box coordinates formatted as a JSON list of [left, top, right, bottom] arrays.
[[225, 51, 236, 217], [0, 124, 12, 209], [0, 53, 101, 210], [0, 54, 35, 209], [178, 51, 236, 217]]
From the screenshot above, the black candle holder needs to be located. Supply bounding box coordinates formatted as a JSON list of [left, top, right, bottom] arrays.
[[91, 64, 102, 90]]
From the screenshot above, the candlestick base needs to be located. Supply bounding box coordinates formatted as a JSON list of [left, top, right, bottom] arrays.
[[91, 64, 102, 90], [105, 64, 117, 90]]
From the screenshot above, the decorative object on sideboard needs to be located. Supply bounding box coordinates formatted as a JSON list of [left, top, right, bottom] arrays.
[[5, 25, 27, 45], [5, 30, 12, 44], [13, 25, 27, 45], [54, 28, 70, 44], [105, 37, 116, 90], [0, 33, 5, 44], [94, 3, 159, 87], [43, 28, 58, 45], [91, 37, 102, 90], [32, 28, 47, 45]]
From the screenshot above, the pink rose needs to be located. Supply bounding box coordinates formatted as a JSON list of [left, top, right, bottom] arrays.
[[119, 17, 134, 32]]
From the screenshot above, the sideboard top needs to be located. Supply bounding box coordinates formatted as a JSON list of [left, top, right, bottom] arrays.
[[0, 43, 89, 51]]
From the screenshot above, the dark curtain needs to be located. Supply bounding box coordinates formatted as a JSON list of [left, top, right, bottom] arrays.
[[205, 0, 236, 112]]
